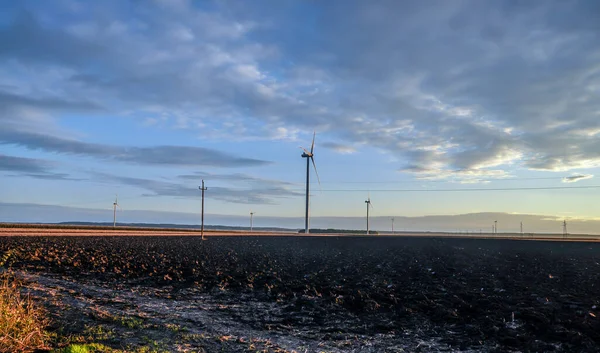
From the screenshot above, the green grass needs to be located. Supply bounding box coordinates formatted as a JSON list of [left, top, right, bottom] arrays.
[[52, 343, 112, 353], [83, 324, 117, 341], [52, 343, 172, 353], [116, 316, 145, 329], [165, 323, 187, 333]]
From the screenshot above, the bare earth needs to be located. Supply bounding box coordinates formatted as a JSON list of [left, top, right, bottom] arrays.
[[2, 231, 600, 352]]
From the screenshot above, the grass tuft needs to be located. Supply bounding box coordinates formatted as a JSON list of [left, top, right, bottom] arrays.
[[0, 273, 49, 353], [52, 343, 112, 353]]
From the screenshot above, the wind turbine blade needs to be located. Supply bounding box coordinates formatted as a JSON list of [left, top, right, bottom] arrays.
[[310, 131, 316, 154], [299, 146, 311, 155], [311, 156, 321, 187]]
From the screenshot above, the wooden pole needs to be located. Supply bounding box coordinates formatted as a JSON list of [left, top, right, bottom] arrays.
[[199, 180, 207, 240]]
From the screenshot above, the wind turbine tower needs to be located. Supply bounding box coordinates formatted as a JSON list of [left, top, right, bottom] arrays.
[[494, 220, 498, 235], [520, 222, 523, 236], [365, 196, 373, 235], [391, 217, 395, 234], [112, 195, 120, 228], [563, 220, 568, 238], [300, 132, 320, 234], [250, 211, 255, 232]]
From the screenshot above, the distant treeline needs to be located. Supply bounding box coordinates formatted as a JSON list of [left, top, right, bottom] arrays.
[[298, 228, 379, 235]]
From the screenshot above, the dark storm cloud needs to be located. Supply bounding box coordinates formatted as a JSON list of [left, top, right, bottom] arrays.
[[1, 1, 600, 179], [0, 130, 271, 168], [0, 154, 74, 180]]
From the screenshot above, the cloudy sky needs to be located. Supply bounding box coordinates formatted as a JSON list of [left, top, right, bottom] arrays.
[[1, 0, 599, 231]]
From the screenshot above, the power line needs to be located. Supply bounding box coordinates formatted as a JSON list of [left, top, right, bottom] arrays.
[[211, 176, 571, 186], [57, 195, 148, 208], [281, 185, 600, 192], [304, 176, 568, 184], [51, 185, 599, 206]]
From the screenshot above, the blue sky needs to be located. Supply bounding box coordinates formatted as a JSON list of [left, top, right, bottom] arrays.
[[1, 0, 600, 230]]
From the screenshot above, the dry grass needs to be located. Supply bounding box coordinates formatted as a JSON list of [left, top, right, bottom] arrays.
[[0, 273, 49, 353]]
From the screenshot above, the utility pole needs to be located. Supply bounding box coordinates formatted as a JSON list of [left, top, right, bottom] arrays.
[[199, 180, 207, 240], [494, 220, 498, 235], [250, 211, 254, 232], [391, 217, 395, 234], [563, 220, 568, 239]]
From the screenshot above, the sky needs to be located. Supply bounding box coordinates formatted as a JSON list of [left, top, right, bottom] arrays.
[[1, 0, 600, 232]]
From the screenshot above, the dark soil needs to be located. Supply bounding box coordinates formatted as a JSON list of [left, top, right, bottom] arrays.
[[1, 236, 600, 352]]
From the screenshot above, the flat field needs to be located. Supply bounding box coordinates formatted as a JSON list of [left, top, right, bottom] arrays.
[[1, 234, 600, 352]]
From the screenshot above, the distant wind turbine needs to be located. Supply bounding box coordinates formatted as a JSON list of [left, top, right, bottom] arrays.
[[365, 196, 373, 235], [520, 221, 523, 235], [300, 131, 321, 234], [250, 211, 255, 232], [112, 194, 121, 228]]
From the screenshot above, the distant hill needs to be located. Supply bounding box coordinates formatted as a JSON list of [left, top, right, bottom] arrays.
[[57, 222, 296, 232], [298, 228, 379, 235]]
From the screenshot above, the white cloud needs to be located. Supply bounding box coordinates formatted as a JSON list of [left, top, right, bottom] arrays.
[[232, 64, 264, 81], [322, 142, 357, 154], [268, 127, 299, 141], [169, 26, 195, 42], [1, 0, 600, 182]]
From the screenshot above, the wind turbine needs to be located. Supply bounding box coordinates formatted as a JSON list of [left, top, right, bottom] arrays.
[[365, 196, 373, 235], [250, 211, 255, 232], [391, 217, 395, 234], [520, 221, 523, 236], [300, 131, 320, 234], [112, 194, 120, 228]]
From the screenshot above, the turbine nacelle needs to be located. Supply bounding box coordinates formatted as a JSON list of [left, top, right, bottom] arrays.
[[300, 146, 313, 158]]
